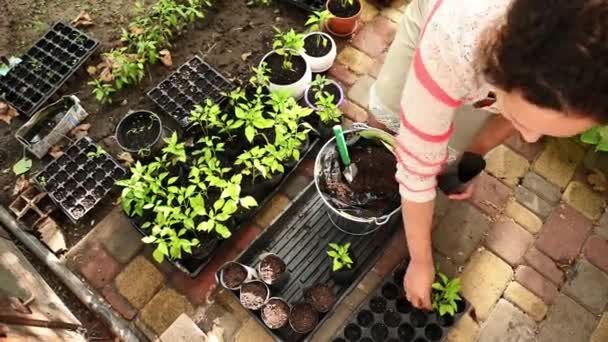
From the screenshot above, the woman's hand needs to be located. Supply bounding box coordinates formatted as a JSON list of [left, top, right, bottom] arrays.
[[403, 259, 435, 310], [448, 179, 476, 200]]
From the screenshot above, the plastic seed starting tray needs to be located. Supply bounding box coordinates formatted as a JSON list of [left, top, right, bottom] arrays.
[[33, 137, 126, 222], [279, 0, 324, 12], [332, 264, 470, 342], [147, 55, 233, 127], [223, 184, 400, 341], [0, 22, 99, 116]]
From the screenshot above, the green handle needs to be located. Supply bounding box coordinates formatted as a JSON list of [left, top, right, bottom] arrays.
[[333, 125, 351, 166]]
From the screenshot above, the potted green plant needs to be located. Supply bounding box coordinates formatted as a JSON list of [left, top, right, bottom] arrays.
[[115, 110, 164, 154], [431, 272, 463, 318], [327, 242, 356, 285], [260, 28, 312, 99], [303, 10, 337, 72], [326, 0, 362, 36], [313, 90, 344, 139], [304, 75, 344, 109]]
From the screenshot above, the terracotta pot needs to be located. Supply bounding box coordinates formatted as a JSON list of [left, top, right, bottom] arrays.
[[326, 0, 362, 37]]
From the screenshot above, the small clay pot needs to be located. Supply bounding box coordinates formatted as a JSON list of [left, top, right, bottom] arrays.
[[257, 253, 289, 288], [304, 283, 336, 313], [218, 261, 257, 290], [289, 302, 319, 334], [239, 280, 270, 310], [261, 297, 290, 330], [326, 0, 362, 37]]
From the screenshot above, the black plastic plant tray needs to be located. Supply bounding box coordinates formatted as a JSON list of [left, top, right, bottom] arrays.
[[147, 55, 234, 127], [278, 0, 324, 12], [0, 22, 99, 117], [33, 137, 126, 223], [130, 138, 320, 277], [223, 184, 401, 342], [332, 263, 471, 342]]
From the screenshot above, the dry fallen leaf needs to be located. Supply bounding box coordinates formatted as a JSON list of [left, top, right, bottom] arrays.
[[117, 151, 135, 167], [13, 176, 30, 196], [241, 51, 252, 62], [99, 67, 114, 83], [159, 49, 173, 67], [49, 145, 64, 159], [70, 123, 91, 140], [130, 26, 145, 35], [588, 168, 607, 192], [71, 11, 94, 28], [86, 66, 97, 76], [0, 102, 18, 125]]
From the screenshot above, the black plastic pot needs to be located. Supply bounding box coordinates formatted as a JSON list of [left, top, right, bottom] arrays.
[[317, 117, 343, 140], [331, 255, 357, 286], [437, 152, 486, 195], [242, 173, 285, 201], [115, 110, 164, 153], [278, 0, 324, 12]]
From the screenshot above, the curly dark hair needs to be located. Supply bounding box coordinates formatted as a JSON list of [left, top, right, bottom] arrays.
[[480, 0, 608, 121]]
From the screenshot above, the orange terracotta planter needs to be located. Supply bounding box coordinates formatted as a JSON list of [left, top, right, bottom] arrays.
[[326, 0, 362, 37]]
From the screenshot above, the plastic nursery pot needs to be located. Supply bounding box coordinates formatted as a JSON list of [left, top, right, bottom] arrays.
[[261, 297, 291, 330], [241, 172, 285, 201], [115, 110, 164, 154], [330, 254, 357, 285], [218, 261, 258, 290], [436, 151, 486, 195], [304, 79, 344, 110], [326, 0, 362, 37], [289, 302, 319, 334], [317, 117, 344, 140], [257, 253, 290, 289], [304, 283, 336, 313], [239, 280, 270, 311], [303, 32, 337, 73], [283, 136, 311, 170], [260, 50, 312, 100]]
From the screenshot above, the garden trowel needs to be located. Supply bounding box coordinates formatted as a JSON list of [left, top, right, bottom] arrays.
[[333, 125, 358, 183]]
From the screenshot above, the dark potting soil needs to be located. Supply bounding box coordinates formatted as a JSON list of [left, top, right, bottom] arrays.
[[289, 303, 318, 333], [304, 34, 332, 58], [117, 111, 161, 151], [304, 283, 335, 313], [240, 281, 268, 310], [265, 52, 307, 85], [261, 298, 290, 329], [328, 0, 361, 17], [221, 262, 248, 288], [259, 254, 286, 284], [306, 82, 341, 107]]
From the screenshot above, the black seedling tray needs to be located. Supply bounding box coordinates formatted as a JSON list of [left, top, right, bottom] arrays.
[[222, 183, 400, 341], [0, 22, 99, 116], [147, 55, 234, 127], [33, 137, 126, 223], [131, 138, 319, 277], [279, 0, 324, 12], [332, 263, 470, 342]]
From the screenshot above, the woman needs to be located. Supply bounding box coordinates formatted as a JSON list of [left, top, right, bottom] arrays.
[[371, 0, 607, 310]]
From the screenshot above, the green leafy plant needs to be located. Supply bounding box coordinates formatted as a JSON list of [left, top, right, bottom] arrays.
[[580, 126, 608, 152], [249, 62, 271, 92], [191, 99, 243, 138], [13, 157, 32, 176], [315, 93, 342, 124], [272, 28, 305, 72], [161, 132, 187, 165], [431, 272, 462, 317], [327, 242, 354, 271], [310, 74, 332, 96], [305, 10, 334, 47], [88, 79, 116, 104], [234, 97, 274, 143], [87, 146, 107, 159]]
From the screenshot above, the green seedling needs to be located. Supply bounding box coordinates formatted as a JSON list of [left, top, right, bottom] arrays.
[[431, 272, 462, 317], [87, 146, 107, 159], [327, 242, 354, 271]]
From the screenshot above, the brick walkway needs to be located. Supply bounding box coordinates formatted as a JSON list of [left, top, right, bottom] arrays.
[[59, 1, 607, 341]]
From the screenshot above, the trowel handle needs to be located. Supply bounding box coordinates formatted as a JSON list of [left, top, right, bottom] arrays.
[[333, 125, 351, 166]]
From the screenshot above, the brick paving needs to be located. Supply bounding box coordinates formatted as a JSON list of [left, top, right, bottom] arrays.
[[54, 1, 608, 340]]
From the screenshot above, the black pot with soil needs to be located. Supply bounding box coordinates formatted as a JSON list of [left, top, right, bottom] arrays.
[[257, 253, 289, 289], [240, 280, 270, 310], [115, 110, 164, 154], [289, 302, 319, 335], [304, 283, 335, 314], [331, 254, 358, 285], [261, 297, 290, 330], [219, 261, 256, 290], [241, 172, 284, 202], [437, 151, 486, 195]]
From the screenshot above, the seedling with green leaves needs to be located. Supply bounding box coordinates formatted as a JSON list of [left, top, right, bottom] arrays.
[[13, 157, 32, 176], [305, 10, 334, 48], [272, 28, 305, 72], [310, 75, 332, 97], [431, 272, 462, 317], [234, 97, 274, 143], [327, 242, 354, 271], [87, 146, 107, 159], [580, 125, 608, 152], [316, 93, 342, 124]]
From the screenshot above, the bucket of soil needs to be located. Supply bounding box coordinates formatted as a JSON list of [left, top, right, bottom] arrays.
[[115, 110, 164, 154], [261, 297, 290, 330], [289, 302, 319, 335], [257, 253, 290, 289], [303, 32, 337, 73], [326, 0, 362, 37], [260, 50, 312, 100], [240, 280, 270, 311], [314, 124, 401, 235], [304, 283, 336, 313], [218, 261, 257, 290]]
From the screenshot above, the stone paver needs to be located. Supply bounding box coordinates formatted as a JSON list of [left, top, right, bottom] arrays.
[[469, 172, 512, 217], [337, 46, 374, 75], [478, 299, 537, 342], [369, 52, 386, 78], [281, 174, 311, 200], [597, 210, 608, 239], [328, 63, 358, 87], [522, 172, 562, 204], [372, 229, 407, 276], [563, 259, 608, 314], [254, 193, 290, 229], [434, 251, 460, 279], [433, 202, 491, 264], [504, 199, 543, 234], [360, 0, 380, 22], [235, 317, 273, 342], [310, 303, 353, 342], [460, 250, 513, 321], [115, 256, 164, 309], [590, 313, 608, 342], [523, 247, 564, 286], [485, 219, 534, 266], [537, 294, 597, 342], [505, 134, 544, 161], [159, 313, 206, 342], [76, 242, 120, 289], [485, 145, 530, 187], [340, 99, 369, 123], [514, 185, 553, 218], [352, 16, 396, 57], [101, 284, 137, 320], [446, 313, 479, 342], [139, 288, 194, 335], [515, 265, 559, 305], [536, 205, 593, 263], [503, 281, 548, 322], [584, 234, 608, 274], [563, 181, 605, 220], [93, 206, 144, 263], [347, 75, 375, 109], [533, 138, 585, 189]]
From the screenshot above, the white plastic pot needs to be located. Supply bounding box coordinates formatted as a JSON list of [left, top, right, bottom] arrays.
[[302, 32, 337, 73], [261, 50, 312, 100]]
